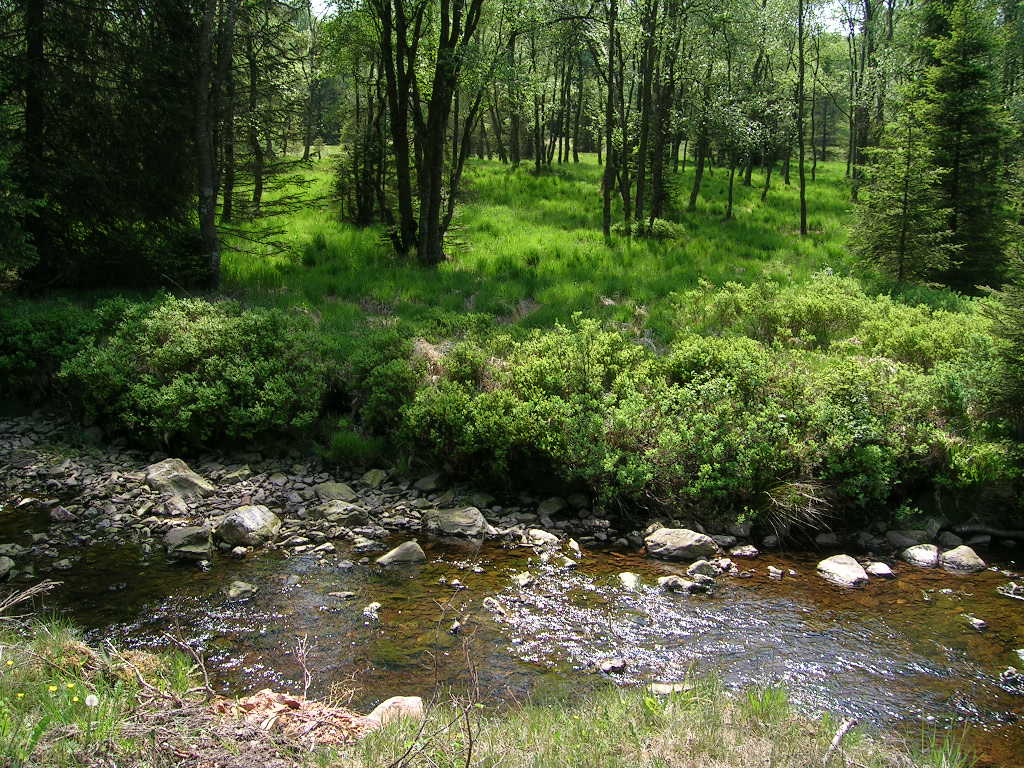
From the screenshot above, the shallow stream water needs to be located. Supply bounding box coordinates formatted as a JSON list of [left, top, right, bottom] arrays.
[[3, 509, 1023, 766]]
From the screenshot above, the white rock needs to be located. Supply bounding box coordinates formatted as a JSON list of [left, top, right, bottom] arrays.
[[644, 528, 720, 561], [619, 572, 641, 590], [901, 544, 939, 568], [375, 540, 426, 565], [816, 554, 868, 588], [865, 562, 895, 579], [939, 545, 986, 573]]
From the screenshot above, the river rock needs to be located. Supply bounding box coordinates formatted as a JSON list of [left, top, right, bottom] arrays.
[[962, 613, 987, 631], [901, 544, 939, 568], [814, 532, 841, 547], [361, 469, 388, 488], [937, 531, 963, 548], [315, 500, 367, 525], [0, 556, 14, 580], [816, 555, 868, 588], [645, 528, 720, 561], [886, 530, 929, 550], [762, 534, 780, 549], [362, 602, 381, 619], [767, 566, 784, 580], [364, 696, 425, 727], [227, 580, 258, 599], [730, 544, 759, 558], [527, 528, 560, 548], [865, 561, 895, 578], [658, 575, 700, 593], [512, 571, 535, 588], [144, 458, 215, 499], [537, 497, 567, 518], [686, 559, 717, 578], [413, 473, 442, 493], [49, 506, 77, 523], [599, 658, 627, 674], [163, 526, 212, 561], [619, 572, 641, 590], [314, 481, 357, 503], [939, 545, 986, 573], [375, 540, 426, 565], [422, 506, 488, 538], [649, 682, 692, 696], [711, 534, 738, 548], [216, 505, 282, 547]]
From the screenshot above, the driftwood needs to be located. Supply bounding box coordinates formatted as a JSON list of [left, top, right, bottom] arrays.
[[822, 717, 857, 766], [952, 525, 1024, 541]]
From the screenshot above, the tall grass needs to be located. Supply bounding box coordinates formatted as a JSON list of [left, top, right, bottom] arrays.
[[221, 154, 855, 342]]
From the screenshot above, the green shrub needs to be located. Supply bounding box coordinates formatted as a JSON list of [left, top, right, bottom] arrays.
[[358, 358, 419, 433], [0, 298, 132, 400], [322, 417, 386, 466], [59, 296, 336, 447]]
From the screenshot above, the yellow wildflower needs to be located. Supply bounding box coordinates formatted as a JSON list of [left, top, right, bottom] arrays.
[[16, 692, 24, 699], [72, 696, 79, 702], [5, 660, 12, 666], [47, 685, 57, 692], [66, 683, 75, 689]]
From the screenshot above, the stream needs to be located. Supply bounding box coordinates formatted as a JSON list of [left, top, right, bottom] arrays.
[[3, 522, 1023, 766]]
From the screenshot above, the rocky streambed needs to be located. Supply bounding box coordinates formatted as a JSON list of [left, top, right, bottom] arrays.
[[1, 415, 1023, 766]]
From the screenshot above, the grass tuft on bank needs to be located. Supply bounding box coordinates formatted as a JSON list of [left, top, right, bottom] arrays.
[[0, 614, 973, 768]]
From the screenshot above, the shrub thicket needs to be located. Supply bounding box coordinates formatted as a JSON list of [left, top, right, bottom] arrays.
[[59, 296, 338, 447]]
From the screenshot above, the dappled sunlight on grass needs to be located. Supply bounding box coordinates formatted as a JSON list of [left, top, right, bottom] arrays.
[[222, 152, 854, 340]]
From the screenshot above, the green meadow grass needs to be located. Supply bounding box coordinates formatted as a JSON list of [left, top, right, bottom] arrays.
[[221, 153, 855, 342]]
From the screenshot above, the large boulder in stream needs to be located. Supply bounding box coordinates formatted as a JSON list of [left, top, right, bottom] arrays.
[[216, 505, 282, 547], [901, 544, 939, 568], [144, 458, 215, 499], [375, 540, 427, 565], [422, 506, 489, 538], [163, 526, 213, 561], [816, 554, 868, 588], [939, 545, 987, 573], [645, 528, 720, 561]]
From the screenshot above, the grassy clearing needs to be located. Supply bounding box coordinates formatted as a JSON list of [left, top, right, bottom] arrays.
[[0, 616, 973, 768], [221, 154, 856, 341]]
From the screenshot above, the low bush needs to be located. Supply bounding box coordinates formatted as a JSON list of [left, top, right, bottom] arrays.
[[59, 296, 338, 447], [0, 297, 134, 401]]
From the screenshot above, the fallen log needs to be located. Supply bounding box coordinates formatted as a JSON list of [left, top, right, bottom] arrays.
[[952, 525, 1024, 541]]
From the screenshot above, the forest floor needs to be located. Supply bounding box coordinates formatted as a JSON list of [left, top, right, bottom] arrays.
[[221, 152, 877, 342]]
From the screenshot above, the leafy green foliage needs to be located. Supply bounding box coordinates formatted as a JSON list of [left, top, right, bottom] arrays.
[[0, 298, 134, 401], [59, 297, 338, 447]]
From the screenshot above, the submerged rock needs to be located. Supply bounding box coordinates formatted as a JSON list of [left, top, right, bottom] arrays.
[[511, 571, 535, 588], [939, 545, 986, 573], [645, 528, 720, 562], [375, 540, 426, 565], [216, 505, 282, 547], [144, 458, 215, 499], [163, 526, 212, 561], [901, 544, 939, 568], [816, 555, 868, 587], [422, 506, 489, 538], [227, 580, 258, 599], [962, 613, 988, 631]]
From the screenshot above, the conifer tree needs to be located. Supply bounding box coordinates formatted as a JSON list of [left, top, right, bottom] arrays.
[[851, 102, 957, 282], [918, 0, 1007, 289]]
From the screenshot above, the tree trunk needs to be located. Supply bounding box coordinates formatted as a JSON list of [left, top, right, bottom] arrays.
[[602, 0, 617, 241], [195, 0, 219, 285], [797, 0, 808, 235]]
